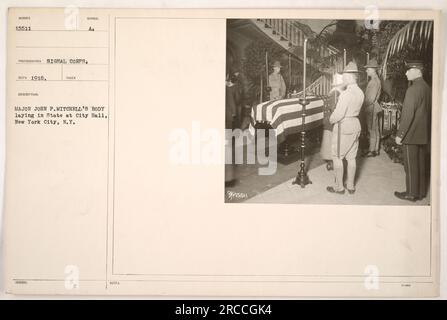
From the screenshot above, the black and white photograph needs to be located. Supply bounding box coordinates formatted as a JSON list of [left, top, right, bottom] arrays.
[[1, 6, 443, 299], [225, 18, 433, 205]]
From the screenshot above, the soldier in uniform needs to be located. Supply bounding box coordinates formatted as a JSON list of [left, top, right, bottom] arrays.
[[268, 60, 286, 100], [394, 60, 431, 202], [363, 59, 382, 157], [327, 62, 365, 194], [320, 73, 346, 171], [225, 74, 239, 188], [231, 63, 252, 130]]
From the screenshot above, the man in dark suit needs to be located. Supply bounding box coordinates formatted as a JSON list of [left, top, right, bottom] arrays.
[[394, 60, 431, 202], [231, 64, 251, 129], [225, 74, 239, 188]]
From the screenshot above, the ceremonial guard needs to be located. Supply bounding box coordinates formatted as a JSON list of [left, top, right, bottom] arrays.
[[268, 61, 286, 100], [363, 59, 382, 157], [231, 63, 252, 129], [225, 74, 239, 187], [394, 60, 431, 201], [327, 62, 365, 194], [320, 73, 346, 171]]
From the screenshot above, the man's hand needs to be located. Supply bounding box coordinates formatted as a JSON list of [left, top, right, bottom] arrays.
[[395, 136, 402, 145]]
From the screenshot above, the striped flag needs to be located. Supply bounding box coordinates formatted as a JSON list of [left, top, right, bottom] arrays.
[[249, 96, 325, 144]]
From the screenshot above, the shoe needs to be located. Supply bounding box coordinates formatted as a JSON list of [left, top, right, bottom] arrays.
[[343, 183, 355, 194], [394, 191, 417, 202], [365, 151, 376, 157], [327, 186, 345, 195]]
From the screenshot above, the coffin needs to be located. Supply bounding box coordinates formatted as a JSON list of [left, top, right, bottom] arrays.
[[249, 95, 327, 144]]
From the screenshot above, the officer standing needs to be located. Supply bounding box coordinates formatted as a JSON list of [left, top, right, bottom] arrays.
[[394, 60, 431, 202], [225, 74, 239, 188], [363, 59, 382, 157], [327, 62, 365, 195], [268, 61, 286, 100], [231, 63, 252, 130], [320, 73, 346, 171]]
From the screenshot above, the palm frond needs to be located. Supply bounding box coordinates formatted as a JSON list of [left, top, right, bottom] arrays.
[[410, 21, 417, 44], [381, 20, 433, 79]]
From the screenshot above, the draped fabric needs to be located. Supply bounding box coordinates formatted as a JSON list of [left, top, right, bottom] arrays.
[[249, 96, 326, 144]]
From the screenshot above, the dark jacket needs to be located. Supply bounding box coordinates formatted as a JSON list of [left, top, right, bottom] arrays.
[[234, 72, 251, 107], [397, 77, 431, 144], [225, 84, 239, 129], [363, 74, 382, 113]]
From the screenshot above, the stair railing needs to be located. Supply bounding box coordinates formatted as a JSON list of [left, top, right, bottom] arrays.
[[256, 18, 347, 98]]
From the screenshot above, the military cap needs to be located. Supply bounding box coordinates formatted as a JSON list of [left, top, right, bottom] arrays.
[[405, 60, 424, 70]]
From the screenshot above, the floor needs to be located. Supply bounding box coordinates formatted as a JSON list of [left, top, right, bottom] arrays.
[[243, 151, 430, 205], [224, 131, 325, 202]]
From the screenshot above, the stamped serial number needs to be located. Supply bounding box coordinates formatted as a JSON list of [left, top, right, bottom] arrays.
[[16, 26, 31, 31]]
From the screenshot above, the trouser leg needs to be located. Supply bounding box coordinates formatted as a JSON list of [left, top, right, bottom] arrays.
[[240, 105, 252, 130], [369, 111, 379, 152], [346, 158, 356, 190], [403, 144, 410, 193], [403, 144, 419, 197], [374, 112, 381, 152], [333, 158, 344, 191], [366, 109, 374, 152], [225, 131, 235, 182], [345, 133, 360, 190], [236, 104, 243, 128], [418, 145, 426, 199]]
